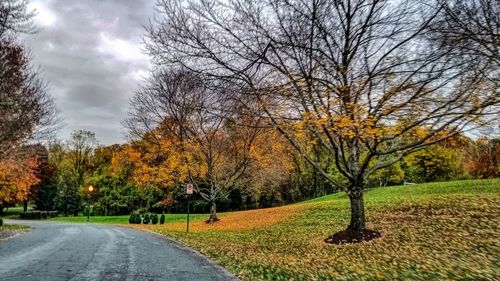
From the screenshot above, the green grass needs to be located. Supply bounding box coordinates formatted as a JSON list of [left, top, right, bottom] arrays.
[[1, 206, 26, 217], [300, 179, 499, 204], [150, 179, 500, 280], [48, 213, 207, 224]]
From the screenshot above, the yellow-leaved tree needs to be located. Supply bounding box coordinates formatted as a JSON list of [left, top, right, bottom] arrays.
[[145, 0, 499, 242]]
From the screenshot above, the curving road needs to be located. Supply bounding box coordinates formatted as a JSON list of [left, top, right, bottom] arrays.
[[0, 219, 237, 281]]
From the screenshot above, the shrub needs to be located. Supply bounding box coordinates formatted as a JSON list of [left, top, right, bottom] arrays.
[[143, 213, 150, 224], [0, 217, 3, 226], [160, 213, 165, 224], [151, 214, 158, 224], [48, 211, 58, 218], [129, 213, 141, 224], [20, 210, 58, 220], [20, 211, 42, 220]]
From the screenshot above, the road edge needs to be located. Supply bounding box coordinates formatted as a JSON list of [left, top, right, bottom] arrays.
[[120, 226, 240, 281]]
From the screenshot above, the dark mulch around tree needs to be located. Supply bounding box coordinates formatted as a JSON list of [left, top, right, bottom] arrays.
[[205, 217, 220, 224], [324, 228, 381, 245]]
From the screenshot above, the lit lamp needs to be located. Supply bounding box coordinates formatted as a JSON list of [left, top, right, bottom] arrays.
[[86, 185, 95, 222]]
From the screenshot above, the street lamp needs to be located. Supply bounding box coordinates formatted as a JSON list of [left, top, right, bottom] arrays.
[[86, 185, 95, 222]]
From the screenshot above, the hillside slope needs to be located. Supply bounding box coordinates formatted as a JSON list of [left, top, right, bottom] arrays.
[[136, 179, 500, 280]]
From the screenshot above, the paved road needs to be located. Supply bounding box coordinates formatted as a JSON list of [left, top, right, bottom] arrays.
[[0, 220, 237, 281]]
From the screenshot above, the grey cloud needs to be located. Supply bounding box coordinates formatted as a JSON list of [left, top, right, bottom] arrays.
[[22, 0, 154, 144]]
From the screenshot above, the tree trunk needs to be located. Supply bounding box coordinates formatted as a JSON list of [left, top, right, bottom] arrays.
[[23, 201, 28, 212], [206, 201, 219, 223], [348, 187, 365, 231], [325, 186, 380, 244]]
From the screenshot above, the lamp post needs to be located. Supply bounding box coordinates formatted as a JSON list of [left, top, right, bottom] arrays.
[[86, 185, 94, 222]]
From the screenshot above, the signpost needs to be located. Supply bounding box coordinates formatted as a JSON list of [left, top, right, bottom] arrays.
[[186, 183, 194, 195], [186, 183, 193, 233]]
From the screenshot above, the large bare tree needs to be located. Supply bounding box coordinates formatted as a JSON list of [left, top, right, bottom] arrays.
[[430, 0, 498, 67], [126, 70, 260, 222], [430, 0, 499, 134], [145, 0, 499, 241]]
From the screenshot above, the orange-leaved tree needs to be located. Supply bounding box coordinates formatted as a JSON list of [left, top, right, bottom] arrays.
[[463, 137, 499, 179], [0, 156, 40, 213], [110, 128, 202, 206]]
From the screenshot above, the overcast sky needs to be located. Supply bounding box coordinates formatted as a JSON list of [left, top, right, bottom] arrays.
[[22, 0, 155, 145]]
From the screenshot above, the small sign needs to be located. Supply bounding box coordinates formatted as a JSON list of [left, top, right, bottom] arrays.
[[186, 183, 194, 195]]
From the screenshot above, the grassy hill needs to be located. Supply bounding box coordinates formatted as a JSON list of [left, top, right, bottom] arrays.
[[132, 179, 500, 280]]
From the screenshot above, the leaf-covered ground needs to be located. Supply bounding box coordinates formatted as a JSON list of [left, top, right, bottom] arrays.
[[134, 179, 500, 280], [130, 204, 305, 232]]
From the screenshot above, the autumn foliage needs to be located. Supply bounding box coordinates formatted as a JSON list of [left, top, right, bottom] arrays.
[[111, 138, 191, 190], [463, 137, 499, 178], [0, 156, 39, 206]]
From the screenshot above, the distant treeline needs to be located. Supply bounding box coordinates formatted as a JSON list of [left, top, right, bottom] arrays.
[[2, 130, 496, 216]]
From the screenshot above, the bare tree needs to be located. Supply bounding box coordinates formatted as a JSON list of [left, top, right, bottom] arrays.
[[126, 70, 259, 222], [67, 130, 98, 186], [0, 0, 36, 39], [0, 41, 57, 161], [429, 0, 499, 132], [430, 0, 498, 66], [145, 0, 499, 241], [0, 0, 57, 161]]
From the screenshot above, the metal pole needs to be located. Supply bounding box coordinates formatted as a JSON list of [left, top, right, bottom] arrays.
[[186, 195, 190, 233], [87, 201, 90, 222]]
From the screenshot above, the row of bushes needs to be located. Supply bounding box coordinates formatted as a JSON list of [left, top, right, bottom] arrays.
[[0, 217, 3, 226], [19, 211, 58, 220], [129, 213, 165, 225]]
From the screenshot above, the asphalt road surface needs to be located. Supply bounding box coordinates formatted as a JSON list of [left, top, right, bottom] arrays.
[[0, 219, 237, 281]]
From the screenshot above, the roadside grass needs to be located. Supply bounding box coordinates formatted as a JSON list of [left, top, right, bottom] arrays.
[[0, 224, 30, 240], [0, 224, 30, 231], [48, 213, 207, 224], [49, 215, 130, 224], [139, 179, 500, 280]]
